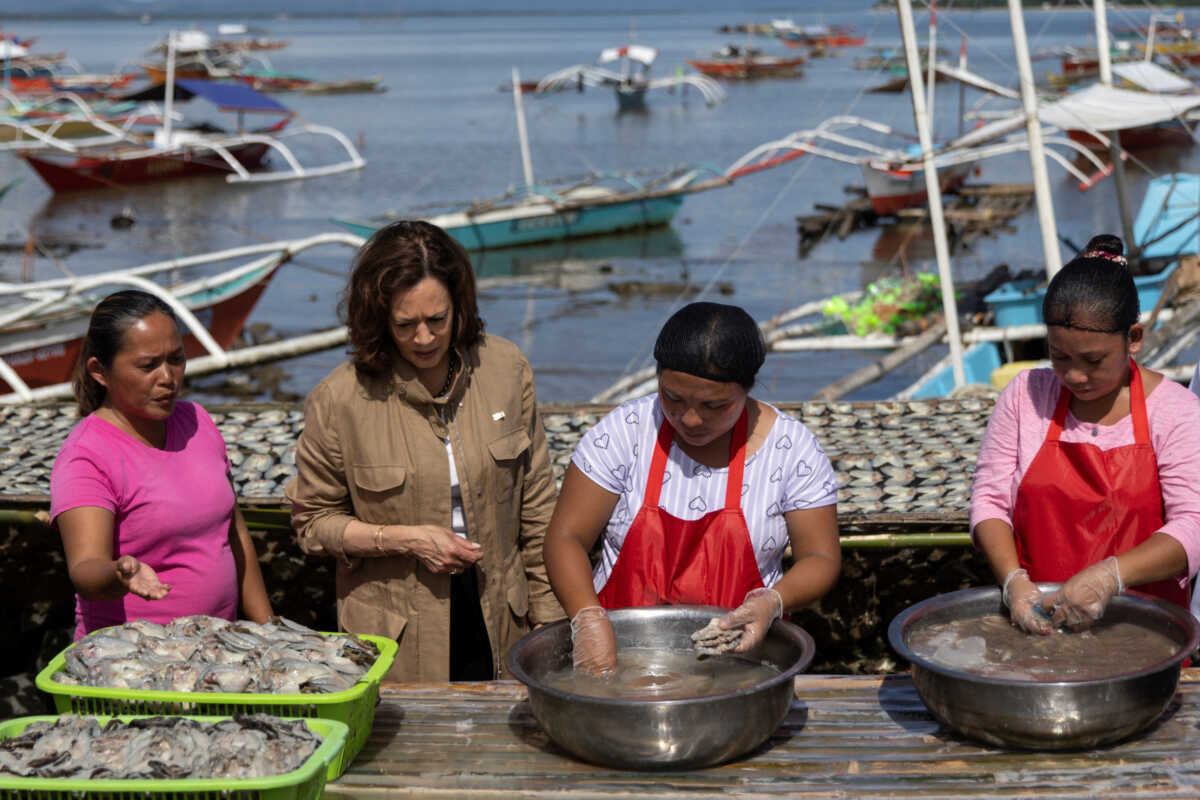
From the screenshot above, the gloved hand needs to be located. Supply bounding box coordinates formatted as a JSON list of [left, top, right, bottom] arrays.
[[570, 605, 616, 675], [1043, 556, 1123, 632], [719, 587, 784, 654], [1001, 567, 1052, 635]]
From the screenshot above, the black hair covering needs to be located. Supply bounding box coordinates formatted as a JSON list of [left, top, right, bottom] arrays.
[[1042, 234, 1139, 334], [653, 302, 766, 389]]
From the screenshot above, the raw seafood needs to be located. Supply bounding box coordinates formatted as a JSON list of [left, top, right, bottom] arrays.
[[691, 617, 743, 655]]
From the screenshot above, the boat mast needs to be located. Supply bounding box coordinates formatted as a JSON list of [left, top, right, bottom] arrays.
[[1093, 0, 1137, 255], [1006, 0, 1063, 277], [162, 29, 176, 146], [511, 67, 535, 188], [896, 0, 964, 389], [926, 2, 936, 128]]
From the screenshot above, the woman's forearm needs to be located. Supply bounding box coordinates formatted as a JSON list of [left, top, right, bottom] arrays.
[[974, 518, 1021, 584], [544, 533, 601, 618], [68, 557, 128, 601], [231, 510, 273, 623]]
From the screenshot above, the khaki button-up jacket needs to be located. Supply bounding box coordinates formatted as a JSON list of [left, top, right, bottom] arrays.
[[285, 334, 564, 681]]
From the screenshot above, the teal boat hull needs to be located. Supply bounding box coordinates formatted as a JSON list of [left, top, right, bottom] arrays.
[[333, 192, 686, 251]]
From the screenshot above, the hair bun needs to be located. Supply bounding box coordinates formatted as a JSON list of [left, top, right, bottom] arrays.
[[1083, 233, 1124, 257]]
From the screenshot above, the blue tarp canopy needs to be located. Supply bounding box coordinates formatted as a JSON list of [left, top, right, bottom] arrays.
[[1134, 173, 1200, 260], [121, 79, 290, 114]]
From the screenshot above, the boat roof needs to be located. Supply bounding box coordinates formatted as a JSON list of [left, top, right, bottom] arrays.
[[949, 83, 1200, 149], [122, 78, 290, 114], [1112, 61, 1196, 94], [1134, 173, 1200, 259], [599, 45, 657, 66]]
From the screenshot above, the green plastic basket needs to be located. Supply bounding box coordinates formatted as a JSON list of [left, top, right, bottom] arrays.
[[0, 714, 348, 800], [34, 633, 396, 781]]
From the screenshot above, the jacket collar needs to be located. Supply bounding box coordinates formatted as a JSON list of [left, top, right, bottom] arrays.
[[392, 345, 467, 407]]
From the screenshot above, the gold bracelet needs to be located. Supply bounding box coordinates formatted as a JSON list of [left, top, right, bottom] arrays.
[[373, 524, 386, 554]]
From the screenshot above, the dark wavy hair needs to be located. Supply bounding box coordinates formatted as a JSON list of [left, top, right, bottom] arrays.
[[72, 290, 179, 417], [653, 302, 766, 389], [339, 220, 485, 380], [1043, 234, 1139, 335]]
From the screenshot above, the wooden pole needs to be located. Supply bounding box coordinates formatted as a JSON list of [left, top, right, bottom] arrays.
[[812, 318, 947, 401]]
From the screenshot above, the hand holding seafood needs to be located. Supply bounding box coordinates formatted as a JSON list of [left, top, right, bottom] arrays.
[[53, 615, 380, 694], [0, 714, 320, 779], [690, 617, 742, 655]]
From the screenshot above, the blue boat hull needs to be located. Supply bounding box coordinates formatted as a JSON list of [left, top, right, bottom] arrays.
[[333, 193, 685, 251]]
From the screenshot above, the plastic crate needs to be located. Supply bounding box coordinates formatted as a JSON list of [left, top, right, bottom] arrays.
[[34, 634, 396, 781], [983, 262, 1179, 328], [0, 714, 348, 800]]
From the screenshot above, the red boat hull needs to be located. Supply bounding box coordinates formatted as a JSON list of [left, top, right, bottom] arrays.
[[19, 142, 271, 192], [1067, 123, 1194, 152], [686, 56, 805, 79], [861, 161, 975, 215], [0, 263, 280, 394]]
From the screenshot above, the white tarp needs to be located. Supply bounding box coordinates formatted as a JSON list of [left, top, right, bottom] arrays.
[[947, 82, 1200, 150], [1112, 61, 1197, 95]]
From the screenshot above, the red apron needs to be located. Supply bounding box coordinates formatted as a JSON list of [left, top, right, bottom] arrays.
[[597, 409, 764, 609], [1012, 359, 1187, 608]]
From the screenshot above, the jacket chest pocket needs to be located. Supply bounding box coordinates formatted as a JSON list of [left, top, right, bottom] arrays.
[[487, 428, 531, 503], [351, 464, 408, 515]]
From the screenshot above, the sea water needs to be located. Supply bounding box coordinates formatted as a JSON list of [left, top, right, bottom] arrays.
[[908, 614, 1181, 681], [540, 647, 780, 700]]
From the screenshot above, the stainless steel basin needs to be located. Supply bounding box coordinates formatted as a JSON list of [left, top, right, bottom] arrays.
[[506, 605, 815, 769], [888, 585, 1199, 749]]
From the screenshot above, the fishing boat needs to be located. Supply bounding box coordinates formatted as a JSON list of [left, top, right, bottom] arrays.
[[687, 45, 806, 79], [0, 232, 364, 401], [299, 77, 385, 94], [14, 41, 364, 193], [778, 24, 867, 49], [333, 69, 731, 250], [535, 45, 724, 111]]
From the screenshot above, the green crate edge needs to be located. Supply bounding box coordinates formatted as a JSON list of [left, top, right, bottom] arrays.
[[34, 633, 397, 781], [0, 714, 348, 800]]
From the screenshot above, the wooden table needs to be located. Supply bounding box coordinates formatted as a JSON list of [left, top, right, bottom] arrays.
[[326, 670, 1200, 798]]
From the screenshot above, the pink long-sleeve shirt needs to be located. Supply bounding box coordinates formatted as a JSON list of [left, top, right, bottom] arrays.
[[970, 368, 1200, 578]]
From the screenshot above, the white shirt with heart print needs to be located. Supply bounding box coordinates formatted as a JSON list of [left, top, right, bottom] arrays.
[[571, 394, 838, 594]]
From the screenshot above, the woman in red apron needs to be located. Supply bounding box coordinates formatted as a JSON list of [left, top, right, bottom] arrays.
[[544, 303, 841, 674], [972, 235, 1199, 635]]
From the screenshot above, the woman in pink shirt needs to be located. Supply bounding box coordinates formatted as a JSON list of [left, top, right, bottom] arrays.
[[50, 290, 273, 638], [971, 235, 1200, 634]]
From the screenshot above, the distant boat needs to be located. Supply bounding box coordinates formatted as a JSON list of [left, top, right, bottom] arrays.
[[687, 45, 806, 79], [16, 37, 364, 193], [299, 76, 385, 95], [332, 69, 728, 250], [534, 44, 724, 111]]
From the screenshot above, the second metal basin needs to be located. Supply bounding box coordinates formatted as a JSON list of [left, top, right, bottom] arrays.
[[889, 585, 1199, 750]]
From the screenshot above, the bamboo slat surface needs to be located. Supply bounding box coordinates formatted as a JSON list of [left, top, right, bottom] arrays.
[[326, 670, 1200, 799]]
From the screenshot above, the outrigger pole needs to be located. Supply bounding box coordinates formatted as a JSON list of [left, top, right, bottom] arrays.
[[1093, 0, 1137, 255], [896, 0, 965, 389], [1007, 0, 1063, 277], [512, 67, 535, 188]]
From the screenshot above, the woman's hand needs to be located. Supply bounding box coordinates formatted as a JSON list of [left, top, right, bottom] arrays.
[[1043, 557, 1123, 631], [1002, 568, 1052, 635], [395, 525, 482, 574], [570, 606, 616, 675], [115, 555, 171, 600], [720, 587, 784, 653]]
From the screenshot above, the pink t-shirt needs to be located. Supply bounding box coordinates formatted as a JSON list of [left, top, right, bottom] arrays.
[[970, 368, 1200, 578], [50, 401, 239, 639]]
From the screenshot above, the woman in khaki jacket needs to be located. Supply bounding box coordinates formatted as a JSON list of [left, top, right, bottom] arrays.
[[286, 220, 564, 682]]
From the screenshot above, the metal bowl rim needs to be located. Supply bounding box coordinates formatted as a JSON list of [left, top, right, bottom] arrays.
[[887, 584, 1200, 688], [506, 606, 816, 708]]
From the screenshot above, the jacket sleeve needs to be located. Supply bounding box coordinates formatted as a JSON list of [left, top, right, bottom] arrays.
[[286, 379, 356, 563], [517, 356, 566, 624]]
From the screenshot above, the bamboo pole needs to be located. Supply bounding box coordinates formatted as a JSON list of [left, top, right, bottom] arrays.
[[812, 318, 947, 401], [840, 532, 972, 548]]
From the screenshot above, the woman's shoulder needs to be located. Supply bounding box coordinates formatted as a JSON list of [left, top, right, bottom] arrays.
[[759, 403, 823, 451], [1148, 376, 1200, 420], [474, 334, 532, 372]]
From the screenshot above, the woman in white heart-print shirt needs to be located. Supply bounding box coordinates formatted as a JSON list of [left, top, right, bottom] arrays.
[[544, 302, 840, 674]]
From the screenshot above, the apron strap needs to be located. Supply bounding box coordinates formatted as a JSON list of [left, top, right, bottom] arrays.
[[645, 417, 675, 508], [725, 408, 749, 509], [1048, 387, 1071, 442], [1129, 357, 1150, 445]]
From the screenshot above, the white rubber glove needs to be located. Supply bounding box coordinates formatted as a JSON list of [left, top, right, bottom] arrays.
[[1001, 567, 1052, 636], [570, 606, 616, 675], [1043, 556, 1123, 632], [718, 587, 784, 654]]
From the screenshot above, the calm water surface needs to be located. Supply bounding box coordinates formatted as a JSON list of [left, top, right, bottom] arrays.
[[3, 5, 1199, 403]]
